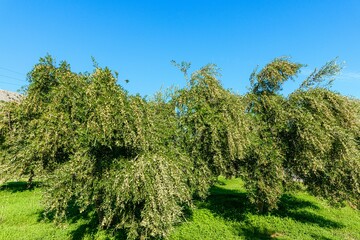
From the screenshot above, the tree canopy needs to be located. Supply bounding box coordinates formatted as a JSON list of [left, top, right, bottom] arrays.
[[1, 55, 359, 239]]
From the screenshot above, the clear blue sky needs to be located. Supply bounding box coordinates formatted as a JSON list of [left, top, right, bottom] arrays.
[[1, 0, 360, 98]]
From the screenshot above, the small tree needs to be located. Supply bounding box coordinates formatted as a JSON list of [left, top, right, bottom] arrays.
[[1, 56, 82, 184], [1, 56, 198, 239], [174, 64, 250, 195], [243, 57, 303, 212], [243, 57, 360, 211], [285, 88, 360, 207]]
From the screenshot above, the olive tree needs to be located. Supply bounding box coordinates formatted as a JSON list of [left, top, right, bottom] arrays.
[[1, 55, 359, 239], [173, 64, 250, 195], [1, 56, 198, 239], [242, 57, 360, 211], [242, 57, 303, 212]]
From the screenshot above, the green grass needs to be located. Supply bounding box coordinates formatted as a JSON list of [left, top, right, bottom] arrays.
[[170, 177, 360, 240], [1, 178, 359, 240], [0, 182, 113, 240]]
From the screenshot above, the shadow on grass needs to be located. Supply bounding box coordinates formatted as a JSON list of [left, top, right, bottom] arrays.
[[29, 183, 342, 239], [37, 201, 100, 240], [199, 187, 254, 222], [309, 234, 333, 240], [199, 186, 273, 239], [38, 203, 127, 240], [68, 214, 99, 240], [277, 194, 320, 211], [0, 181, 42, 192], [274, 194, 343, 228], [239, 227, 274, 240], [37, 203, 87, 225], [67, 214, 127, 240], [200, 186, 343, 239]]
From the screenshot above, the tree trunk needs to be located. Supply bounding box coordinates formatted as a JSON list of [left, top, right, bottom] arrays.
[[27, 169, 34, 189]]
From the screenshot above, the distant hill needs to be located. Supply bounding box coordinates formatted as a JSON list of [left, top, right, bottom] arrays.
[[0, 90, 21, 102]]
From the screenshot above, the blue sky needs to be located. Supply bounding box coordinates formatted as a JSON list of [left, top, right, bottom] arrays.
[[1, 0, 360, 98]]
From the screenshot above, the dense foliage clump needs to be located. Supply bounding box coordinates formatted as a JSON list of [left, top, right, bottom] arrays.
[[174, 64, 250, 193], [240, 58, 303, 212], [1, 55, 359, 239], [285, 88, 360, 207], [241, 58, 360, 212], [0, 56, 197, 239]]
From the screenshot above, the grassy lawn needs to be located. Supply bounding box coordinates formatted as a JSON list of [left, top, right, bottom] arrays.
[[0, 182, 112, 240], [170, 177, 360, 240], [1, 178, 359, 240]]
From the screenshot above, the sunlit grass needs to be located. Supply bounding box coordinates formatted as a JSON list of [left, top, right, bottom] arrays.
[[1, 178, 359, 240], [169, 176, 360, 240]]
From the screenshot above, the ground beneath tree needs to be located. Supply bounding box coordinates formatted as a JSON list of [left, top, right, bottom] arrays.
[[1, 177, 359, 240]]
